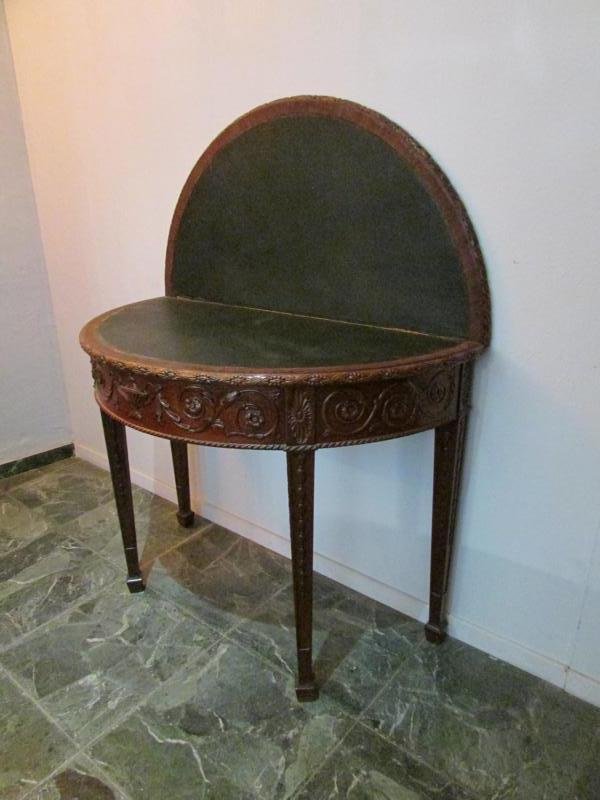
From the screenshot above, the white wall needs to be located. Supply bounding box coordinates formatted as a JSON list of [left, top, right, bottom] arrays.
[[5, 1, 600, 705], [0, 1, 70, 464]]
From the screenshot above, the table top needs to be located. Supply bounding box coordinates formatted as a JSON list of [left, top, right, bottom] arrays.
[[80, 296, 481, 381], [81, 96, 490, 389]]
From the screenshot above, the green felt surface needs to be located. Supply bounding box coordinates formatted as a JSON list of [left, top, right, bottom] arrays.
[[170, 115, 469, 339], [96, 297, 459, 369]]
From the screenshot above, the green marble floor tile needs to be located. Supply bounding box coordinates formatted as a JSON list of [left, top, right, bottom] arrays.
[[0, 493, 50, 557], [89, 640, 352, 799], [9, 461, 113, 528], [147, 526, 291, 633], [0, 581, 220, 745], [151, 523, 243, 572], [62, 491, 211, 572], [363, 638, 600, 799], [0, 529, 69, 587], [24, 755, 131, 800], [0, 672, 74, 800], [1, 455, 599, 800], [333, 590, 424, 654], [230, 579, 421, 717], [294, 722, 474, 799], [0, 534, 117, 648], [0, 458, 75, 493]]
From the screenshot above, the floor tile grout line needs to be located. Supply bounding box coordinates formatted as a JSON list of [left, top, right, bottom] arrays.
[[220, 625, 297, 681], [4, 475, 425, 727], [0, 534, 288, 663], [0, 663, 79, 747], [146, 570, 293, 642], [17, 732, 135, 800], [350, 655, 486, 800], [140, 518, 215, 566], [19, 757, 80, 800], [65, 500, 273, 596], [5, 619, 462, 800], [0, 483, 120, 559], [1, 508, 295, 711], [140, 521, 295, 637], [288, 703, 479, 800], [4, 459, 598, 799], [67, 635, 229, 757], [20, 754, 135, 800], [77, 633, 357, 800], [0, 499, 249, 778], [176, 621, 368, 800], [19, 635, 230, 800], [0, 575, 121, 657], [144, 578, 286, 642], [0, 459, 78, 496], [286, 714, 365, 799], [351, 716, 479, 800], [353, 637, 423, 722], [65, 513, 215, 575]]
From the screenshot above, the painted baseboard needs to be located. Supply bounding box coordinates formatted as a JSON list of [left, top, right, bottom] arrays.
[[565, 669, 600, 708], [75, 441, 600, 708]]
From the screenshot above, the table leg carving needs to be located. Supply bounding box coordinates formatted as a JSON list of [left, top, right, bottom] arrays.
[[287, 450, 318, 701], [426, 408, 469, 643], [170, 440, 195, 527], [100, 410, 145, 593]]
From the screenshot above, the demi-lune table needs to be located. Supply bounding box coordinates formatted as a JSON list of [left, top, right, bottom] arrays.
[[80, 96, 491, 701]]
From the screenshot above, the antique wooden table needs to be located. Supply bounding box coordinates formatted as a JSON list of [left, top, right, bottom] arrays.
[[80, 96, 491, 701]]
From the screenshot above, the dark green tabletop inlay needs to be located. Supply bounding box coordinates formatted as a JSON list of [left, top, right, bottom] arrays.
[[97, 297, 460, 370], [171, 114, 470, 339]]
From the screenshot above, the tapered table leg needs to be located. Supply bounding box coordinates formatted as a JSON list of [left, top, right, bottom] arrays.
[[170, 440, 195, 527], [287, 450, 318, 701], [425, 412, 469, 643], [100, 410, 145, 593]]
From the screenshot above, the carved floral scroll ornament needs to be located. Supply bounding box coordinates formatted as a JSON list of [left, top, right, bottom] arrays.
[[92, 358, 457, 447], [92, 361, 280, 440], [319, 370, 456, 439]]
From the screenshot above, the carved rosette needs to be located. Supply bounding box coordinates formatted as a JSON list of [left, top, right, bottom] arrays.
[[287, 388, 315, 445], [421, 370, 456, 418]]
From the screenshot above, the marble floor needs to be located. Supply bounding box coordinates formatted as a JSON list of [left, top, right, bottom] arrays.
[[0, 457, 598, 799]]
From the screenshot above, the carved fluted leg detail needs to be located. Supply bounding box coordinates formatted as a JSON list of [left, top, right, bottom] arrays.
[[170, 440, 195, 527], [287, 450, 318, 701], [100, 410, 145, 593], [425, 366, 471, 643]]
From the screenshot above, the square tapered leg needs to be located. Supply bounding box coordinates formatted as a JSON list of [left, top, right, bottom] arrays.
[[287, 450, 318, 701], [100, 410, 145, 592], [426, 411, 469, 643], [170, 440, 195, 527]]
